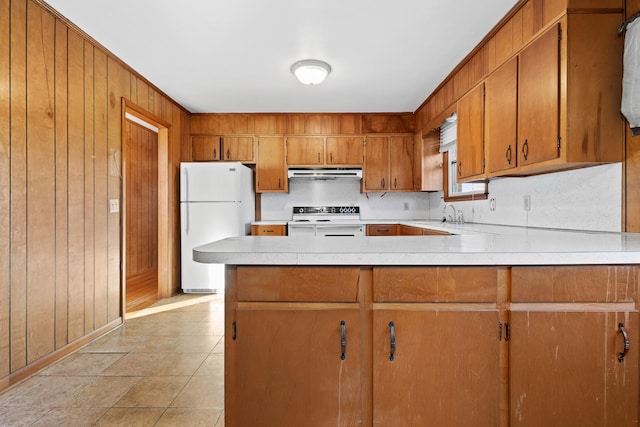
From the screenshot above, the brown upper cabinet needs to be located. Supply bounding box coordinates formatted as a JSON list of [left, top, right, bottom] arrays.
[[221, 136, 254, 162], [285, 136, 364, 167], [364, 135, 414, 192], [191, 135, 221, 161], [485, 57, 518, 175], [456, 83, 486, 181], [500, 13, 622, 176], [191, 135, 255, 162], [256, 136, 287, 193]]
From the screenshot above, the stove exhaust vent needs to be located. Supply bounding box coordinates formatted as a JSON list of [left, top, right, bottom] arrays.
[[287, 168, 362, 180]]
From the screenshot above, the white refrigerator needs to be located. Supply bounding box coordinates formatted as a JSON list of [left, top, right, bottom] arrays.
[[180, 162, 254, 293]]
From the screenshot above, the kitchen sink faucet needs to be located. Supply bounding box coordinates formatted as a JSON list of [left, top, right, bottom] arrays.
[[442, 203, 457, 223]]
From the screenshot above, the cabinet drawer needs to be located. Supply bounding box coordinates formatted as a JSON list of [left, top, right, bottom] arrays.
[[251, 224, 287, 236], [367, 224, 398, 236], [512, 266, 639, 303], [373, 267, 497, 302], [237, 266, 360, 302]]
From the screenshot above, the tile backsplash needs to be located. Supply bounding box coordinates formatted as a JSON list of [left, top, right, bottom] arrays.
[[260, 163, 622, 232], [260, 180, 430, 221], [428, 163, 622, 232]]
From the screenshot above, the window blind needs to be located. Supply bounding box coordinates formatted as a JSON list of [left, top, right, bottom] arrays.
[[439, 113, 457, 153]]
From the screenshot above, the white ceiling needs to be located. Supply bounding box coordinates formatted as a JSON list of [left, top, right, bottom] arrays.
[[45, 0, 519, 114]]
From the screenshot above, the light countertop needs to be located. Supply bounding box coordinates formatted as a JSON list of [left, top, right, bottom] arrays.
[[195, 221, 640, 266]]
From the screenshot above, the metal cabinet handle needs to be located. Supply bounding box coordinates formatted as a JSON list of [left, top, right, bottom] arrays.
[[330, 152, 333, 163], [618, 323, 630, 362], [522, 140, 529, 161], [457, 162, 462, 177], [340, 320, 346, 360], [226, 149, 230, 159], [389, 321, 396, 361], [232, 321, 237, 341], [213, 148, 217, 158], [506, 145, 512, 165], [381, 178, 386, 189], [394, 177, 397, 189]]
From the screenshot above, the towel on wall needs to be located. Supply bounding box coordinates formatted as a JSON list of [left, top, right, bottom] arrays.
[[622, 17, 640, 135]]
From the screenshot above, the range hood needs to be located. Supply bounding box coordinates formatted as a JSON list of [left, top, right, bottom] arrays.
[[288, 168, 363, 180]]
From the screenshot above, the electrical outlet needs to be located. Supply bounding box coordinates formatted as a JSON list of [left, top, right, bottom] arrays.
[[489, 198, 496, 211], [109, 199, 119, 213], [523, 195, 531, 211], [403, 202, 409, 211]]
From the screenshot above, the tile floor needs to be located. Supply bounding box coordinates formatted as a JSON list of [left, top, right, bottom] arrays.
[[0, 294, 225, 426]]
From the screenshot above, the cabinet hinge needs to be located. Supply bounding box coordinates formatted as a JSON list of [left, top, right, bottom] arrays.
[[557, 137, 561, 153], [558, 27, 562, 42], [499, 322, 510, 341]]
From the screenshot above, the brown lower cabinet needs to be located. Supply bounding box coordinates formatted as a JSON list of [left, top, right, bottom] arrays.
[[226, 265, 639, 426]]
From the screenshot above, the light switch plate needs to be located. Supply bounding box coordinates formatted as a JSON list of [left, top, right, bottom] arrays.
[[109, 199, 119, 213]]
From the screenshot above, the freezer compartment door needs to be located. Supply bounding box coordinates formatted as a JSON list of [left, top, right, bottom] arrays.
[[180, 162, 246, 202], [180, 202, 243, 292]]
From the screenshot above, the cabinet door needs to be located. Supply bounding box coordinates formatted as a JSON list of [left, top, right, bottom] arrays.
[[364, 136, 389, 191], [486, 57, 518, 174], [389, 136, 414, 190], [256, 136, 287, 192], [373, 309, 501, 426], [518, 23, 561, 166], [326, 136, 364, 165], [236, 308, 362, 426], [510, 310, 638, 426], [191, 136, 220, 161], [221, 136, 254, 162], [286, 136, 325, 166], [456, 84, 485, 180]]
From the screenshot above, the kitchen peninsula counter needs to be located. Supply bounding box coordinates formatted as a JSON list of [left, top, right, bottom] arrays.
[[194, 222, 640, 265], [201, 223, 640, 426]]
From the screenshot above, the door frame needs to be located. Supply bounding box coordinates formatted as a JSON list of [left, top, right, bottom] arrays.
[[121, 98, 171, 316]]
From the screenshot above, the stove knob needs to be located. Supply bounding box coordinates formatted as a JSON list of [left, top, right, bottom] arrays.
[[298, 208, 304, 213]]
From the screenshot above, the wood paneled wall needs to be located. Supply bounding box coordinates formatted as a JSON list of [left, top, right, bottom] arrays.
[[0, 0, 189, 390], [125, 121, 159, 283]]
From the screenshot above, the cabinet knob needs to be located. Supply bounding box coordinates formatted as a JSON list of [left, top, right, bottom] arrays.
[[506, 145, 512, 165]]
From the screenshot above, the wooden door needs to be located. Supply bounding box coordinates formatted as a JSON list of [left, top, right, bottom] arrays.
[[256, 136, 287, 192], [286, 136, 325, 166], [364, 136, 389, 191], [372, 309, 501, 426], [221, 136, 254, 162], [125, 120, 158, 310], [510, 310, 639, 426], [486, 57, 518, 174], [389, 136, 414, 190], [236, 307, 362, 426], [456, 84, 485, 180], [518, 23, 561, 166], [326, 136, 364, 165], [191, 135, 220, 161]]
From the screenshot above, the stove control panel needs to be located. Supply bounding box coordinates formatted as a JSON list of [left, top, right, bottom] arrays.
[[293, 206, 360, 215]]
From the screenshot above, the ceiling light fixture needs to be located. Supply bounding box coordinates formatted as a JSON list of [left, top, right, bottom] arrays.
[[290, 59, 331, 85]]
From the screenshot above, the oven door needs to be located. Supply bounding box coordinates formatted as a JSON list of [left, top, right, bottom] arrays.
[[287, 223, 316, 237], [316, 224, 365, 237]]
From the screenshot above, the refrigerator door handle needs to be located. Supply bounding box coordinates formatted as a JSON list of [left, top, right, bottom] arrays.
[[184, 168, 189, 202], [184, 203, 189, 235]]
